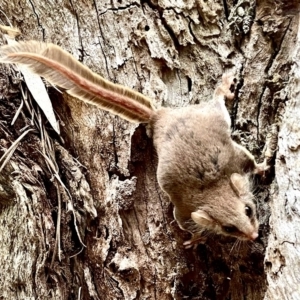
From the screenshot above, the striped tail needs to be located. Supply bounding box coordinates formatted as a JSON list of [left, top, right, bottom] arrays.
[[0, 41, 155, 123]]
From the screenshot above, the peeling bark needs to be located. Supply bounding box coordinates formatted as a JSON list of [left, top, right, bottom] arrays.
[[0, 1, 299, 299]]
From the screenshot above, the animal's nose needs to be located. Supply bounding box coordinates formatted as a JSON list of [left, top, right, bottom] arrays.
[[249, 232, 259, 240]]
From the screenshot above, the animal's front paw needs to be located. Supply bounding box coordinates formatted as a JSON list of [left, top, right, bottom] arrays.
[[214, 73, 237, 102], [183, 235, 207, 249], [221, 73, 237, 100], [254, 159, 270, 175]]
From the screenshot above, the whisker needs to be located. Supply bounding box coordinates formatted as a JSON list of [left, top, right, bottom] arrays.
[[236, 239, 242, 253], [229, 239, 238, 255], [246, 239, 256, 251]]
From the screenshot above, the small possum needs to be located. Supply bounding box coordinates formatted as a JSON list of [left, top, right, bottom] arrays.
[[152, 75, 262, 246], [0, 41, 267, 246]]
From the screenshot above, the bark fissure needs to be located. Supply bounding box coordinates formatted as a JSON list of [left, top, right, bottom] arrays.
[[27, 0, 45, 41], [265, 18, 292, 72], [141, 1, 180, 48], [92, 0, 112, 79], [222, 0, 230, 20], [68, 0, 85, 62], [256, 84, 268, 140], [129, 46, 143, 90], [231, 65, 244, 131], [112, 119, 119, 172]]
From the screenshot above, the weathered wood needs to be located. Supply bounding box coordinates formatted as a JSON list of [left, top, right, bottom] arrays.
[[264, 17, 300, 300], [0, 0, 299, 299]]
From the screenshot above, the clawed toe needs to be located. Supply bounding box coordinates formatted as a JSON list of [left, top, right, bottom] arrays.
[[183, 236, 207, 249], [221, 73, 237, 100], [254, 159, 270, 175]]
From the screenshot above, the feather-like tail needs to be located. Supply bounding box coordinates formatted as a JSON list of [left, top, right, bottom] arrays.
[[0, 41, 155, 123]]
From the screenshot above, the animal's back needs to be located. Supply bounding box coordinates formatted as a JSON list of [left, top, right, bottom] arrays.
[[152, 102, 235, 195]]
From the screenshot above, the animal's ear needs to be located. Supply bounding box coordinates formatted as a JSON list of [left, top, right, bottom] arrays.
[[230, 173, 249, 196], [191, 210, 214, 226]]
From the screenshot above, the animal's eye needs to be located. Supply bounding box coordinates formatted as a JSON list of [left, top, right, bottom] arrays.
[[245, 205, 253, 218], [223, 225, 238, 234]]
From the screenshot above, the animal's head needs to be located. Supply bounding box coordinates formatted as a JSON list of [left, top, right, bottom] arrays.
[[191, 173, 259, 240]]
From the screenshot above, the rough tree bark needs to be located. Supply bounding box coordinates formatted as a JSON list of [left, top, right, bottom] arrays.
[[0, 1, 299, 299]]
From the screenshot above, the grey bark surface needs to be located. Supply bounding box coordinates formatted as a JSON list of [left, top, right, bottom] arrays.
[[264, 18, 300, 300], [0, 1, 299, 299]]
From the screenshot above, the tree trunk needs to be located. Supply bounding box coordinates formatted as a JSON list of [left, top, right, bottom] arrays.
[[0, 1, 299, 299], [263, 14, 300, 300]]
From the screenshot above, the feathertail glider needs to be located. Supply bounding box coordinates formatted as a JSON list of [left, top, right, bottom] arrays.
[[0, 41, 155, 123]]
